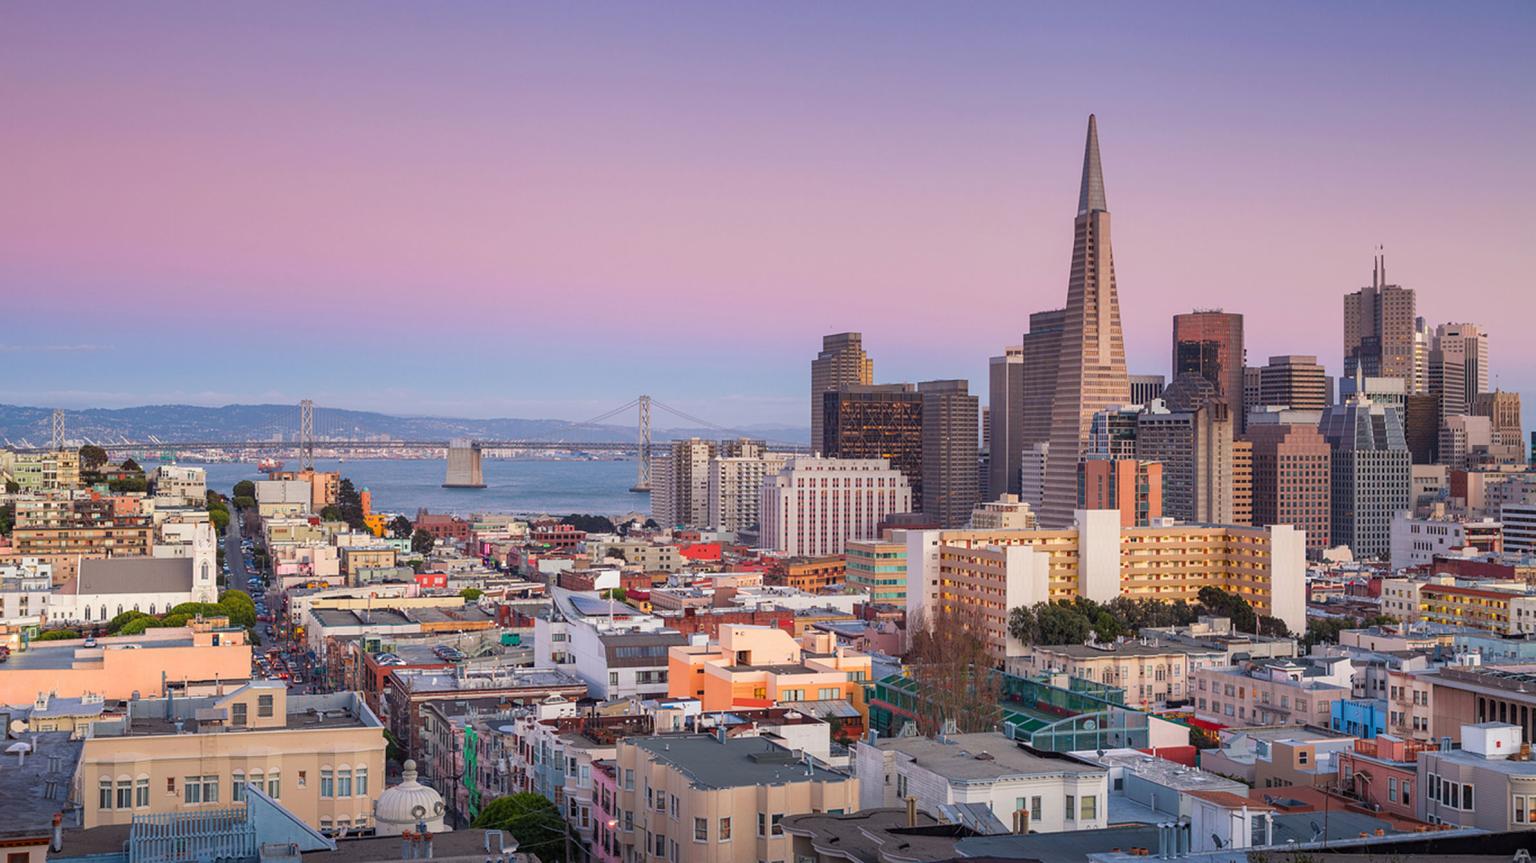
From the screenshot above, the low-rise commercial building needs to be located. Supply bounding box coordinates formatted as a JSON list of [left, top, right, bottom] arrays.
[[1191, 655, 1354, 728], [1010, 641, 1225, 710], [844, 539, 907, 604], [0, 620, 251, 704]]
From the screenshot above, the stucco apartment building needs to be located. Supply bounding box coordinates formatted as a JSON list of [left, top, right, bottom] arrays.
[[9, 496, 153, 584], [844, 539, 907, 604], [855, 732, 1109, 833], [1191, 655, 1354, 729], [614, 734, 858, 863], [1381, 576, 1536, 635], [1010, 640, 1226, 710], [1419, 722, 1536, 830], [668, 626, 871, 728], [914, 511, 1306, 663], [0, 620, 251, 704], [75, 681, 386, 832]]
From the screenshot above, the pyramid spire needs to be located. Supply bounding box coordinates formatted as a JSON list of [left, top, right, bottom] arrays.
[[1077, 114, 1107, 215]]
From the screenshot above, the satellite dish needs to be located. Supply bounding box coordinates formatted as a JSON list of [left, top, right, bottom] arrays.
[[1211, 835, 1224, 849], [8, 719, 27, 735]]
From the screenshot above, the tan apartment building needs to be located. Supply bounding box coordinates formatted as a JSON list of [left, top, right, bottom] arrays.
[[1381, 576, 1536, 635], [1010, 641, 1225, 710], [919, 512, 1306, 662], [1192, 656, 1354, 728], [75, 681, 386, 832], [9, 496, 153, 583], [615, 734, 858, 863]]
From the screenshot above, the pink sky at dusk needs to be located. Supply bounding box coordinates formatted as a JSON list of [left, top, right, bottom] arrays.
[[2, 2, 1533, 428]]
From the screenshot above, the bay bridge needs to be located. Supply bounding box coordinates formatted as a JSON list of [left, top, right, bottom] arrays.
[[13, 396, 809, 492]]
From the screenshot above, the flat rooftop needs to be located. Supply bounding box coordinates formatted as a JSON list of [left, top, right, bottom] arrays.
[[1077, 748, 1247, 794], [630, 734, 849, 789], [394, 668, 585, 694], [5, 637, 200, 671], [877, 732, 1103, 781]]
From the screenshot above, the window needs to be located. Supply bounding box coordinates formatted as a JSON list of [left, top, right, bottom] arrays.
[[338, 768, 353, 797], [1402, 781, 1411, 806], [1066, 795, 1076, 820], [1298, 750, 1309, 765], [321, 768, 335, 798], [625, 769, 634, 790], [99, 778, 112, 810], [719, 817, 731, 841], [268, 774, 281, 799], [135, 778, 149, 808], [298, 771, 307, 788], [167, 778, 176, 794], [1463, 784, 1474, 810], [1388, 777, 1398, 802], [1030, 796, 1042, 821], [233, 771, 247, 802], [1080, 795, 1097, 821], [203, 776, 218, 804], [257, 695, 274, 718], [654, 832, 666, 856], [818, 687, 840, 700], [758, 813, 766, 836], [896, 774, 907, 799], [232, 702, 248, 726], [356, 767, 368, 796], [694, 817, 708, 842], [185, 777, 201, 805], [116, 780, 132, 810], [771, 814, 783, 835]]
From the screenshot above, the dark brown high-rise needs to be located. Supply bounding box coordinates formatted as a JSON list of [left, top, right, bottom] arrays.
[[821, 384, 923, 508], [1172, 310, 1245, 430], [1041, 115, 1130, 527]]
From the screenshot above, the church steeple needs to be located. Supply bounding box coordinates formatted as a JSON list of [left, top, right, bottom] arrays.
[[1077, 113, 1107, 215]]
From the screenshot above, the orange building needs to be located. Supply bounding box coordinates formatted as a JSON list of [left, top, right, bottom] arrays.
[[0, 620, 251, 704], [1077, 458, 1163, 527], [769, 555, 847, 592], [667, 626, 871, 736]]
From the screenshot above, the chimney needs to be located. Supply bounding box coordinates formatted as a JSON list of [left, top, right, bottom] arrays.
[[905, 795, 916, 827], [51, 813, 62, 853]]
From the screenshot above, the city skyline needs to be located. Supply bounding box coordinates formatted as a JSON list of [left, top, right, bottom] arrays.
[[4, 3, 1533, 428]]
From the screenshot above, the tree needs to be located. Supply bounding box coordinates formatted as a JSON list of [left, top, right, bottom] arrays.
[[561, 513, 615, 534], [78, 444, 108, 471], [233, 495, 257, 510], [601, 587, 627, 603], [106, 609, 153, 634], [473, 793, 567, 863], [1036, 602, 1094, 645], [120, 458, 142, 473], [319, 505, 345, 522], [4, 479, 18, 494], [207, 506, 230, 532], [0, 502, 13, 536], [35, 629, 80, 641], [109, 476, 148, 493], [460, 588, 483, 601], [1197, 586, 1257, 633], [411, 529, 436, 555], [334, 478, 368, 531], [1301, 617, 1351, 651], [232, 480, 256, 499], [388, 515, 413, 539], [119, 616, 161, 635], [905, 605, 1002, 736]]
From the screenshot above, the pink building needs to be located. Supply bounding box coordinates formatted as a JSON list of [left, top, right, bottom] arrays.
[[1336, 735, 1435, 821], [591, 760, 622, 863]]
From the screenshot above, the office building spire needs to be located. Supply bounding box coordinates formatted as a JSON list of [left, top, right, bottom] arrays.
[[1077, 113, 1107, 215]]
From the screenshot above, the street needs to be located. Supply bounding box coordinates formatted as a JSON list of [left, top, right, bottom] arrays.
[[224, 497, 317, 691]]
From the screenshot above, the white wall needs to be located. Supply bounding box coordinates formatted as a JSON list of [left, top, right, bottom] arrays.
[[1077, 509, 1123, 603]]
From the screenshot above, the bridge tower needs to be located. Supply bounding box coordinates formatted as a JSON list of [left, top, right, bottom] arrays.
[[299, 399, 315, 470], [50, 409, 65, 450], [630, 395, 652, 493], [443, 440, 486, 488]]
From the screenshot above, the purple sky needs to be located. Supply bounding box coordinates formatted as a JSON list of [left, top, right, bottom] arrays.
[[3, 2, 1533, 429]]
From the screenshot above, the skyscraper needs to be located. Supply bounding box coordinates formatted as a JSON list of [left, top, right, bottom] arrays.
[[1136, 373, 1235, 525], [1247, 411, 1331, 552], [651, 437, 718, 528], [810, 333, 873, 453], [1129, 374, 1166, 406], [1318, 393, 1411, 558], [1473, 390, 1524, 463], [1040, 115, 1130, 527], [919, 379, 980, 528], [1172, 310, 1245, 429], [1343, 253, 1418, 389], [987, 346, 1025, 498], [821, 383, 923, 509], [1257, 355, 1330, 412], [1431, 322, 1489, 415], [1020, 309, 1066, 453]]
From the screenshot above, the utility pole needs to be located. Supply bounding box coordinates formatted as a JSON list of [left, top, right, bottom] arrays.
[[629, 395, 652, 492], [299, 400, 315, 470], [50, 409, 65, 451]]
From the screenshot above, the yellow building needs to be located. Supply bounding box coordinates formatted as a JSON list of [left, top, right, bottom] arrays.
[[914, 511, 1306, 663], [75, 681, 386, 832], [1381, 576, 1536, 634], [13, 450, 81, 491], [668, 626, 871, 719], [615, 733, 859, 863]]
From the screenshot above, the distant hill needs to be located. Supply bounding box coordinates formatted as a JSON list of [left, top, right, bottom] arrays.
[[0, 403, 807, 447]]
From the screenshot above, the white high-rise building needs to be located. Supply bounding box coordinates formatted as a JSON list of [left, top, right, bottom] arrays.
[[650, 438, 717, 528], [707, 447, 791, 534], [760, 457, 912, 557]]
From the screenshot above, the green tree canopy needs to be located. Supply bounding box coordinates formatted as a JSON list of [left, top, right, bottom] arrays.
[[388, 515, 413, 539], [233, 495, 257, 510], [472, 793, 567, 863], [232, 479, 256, 499], [120, 457, 142, 473], [319, 505, 344, 522], [460, 588, 483, 601], [119, 616, 162, 635], [35, 629, 80, 641], [411, 529, 436, 555], [207, 507, 230, 531], [561, 513, 616, 534], [78, 444, 109, 471], [106, 610, 154, 634]]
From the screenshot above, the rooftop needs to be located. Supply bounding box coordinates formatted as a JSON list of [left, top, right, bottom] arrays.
[[1078, 748, 1246, 794], [3, 636, 200, 671], [629, 734, 849, 789], [392, 667, 586, 695], [0, 731, 81, 831], [878, 732, 1103, 781], [67, 556, 194, 595]]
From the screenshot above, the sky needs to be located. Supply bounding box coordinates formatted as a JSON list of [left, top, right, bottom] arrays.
[[2, 2, 1533, 430]]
